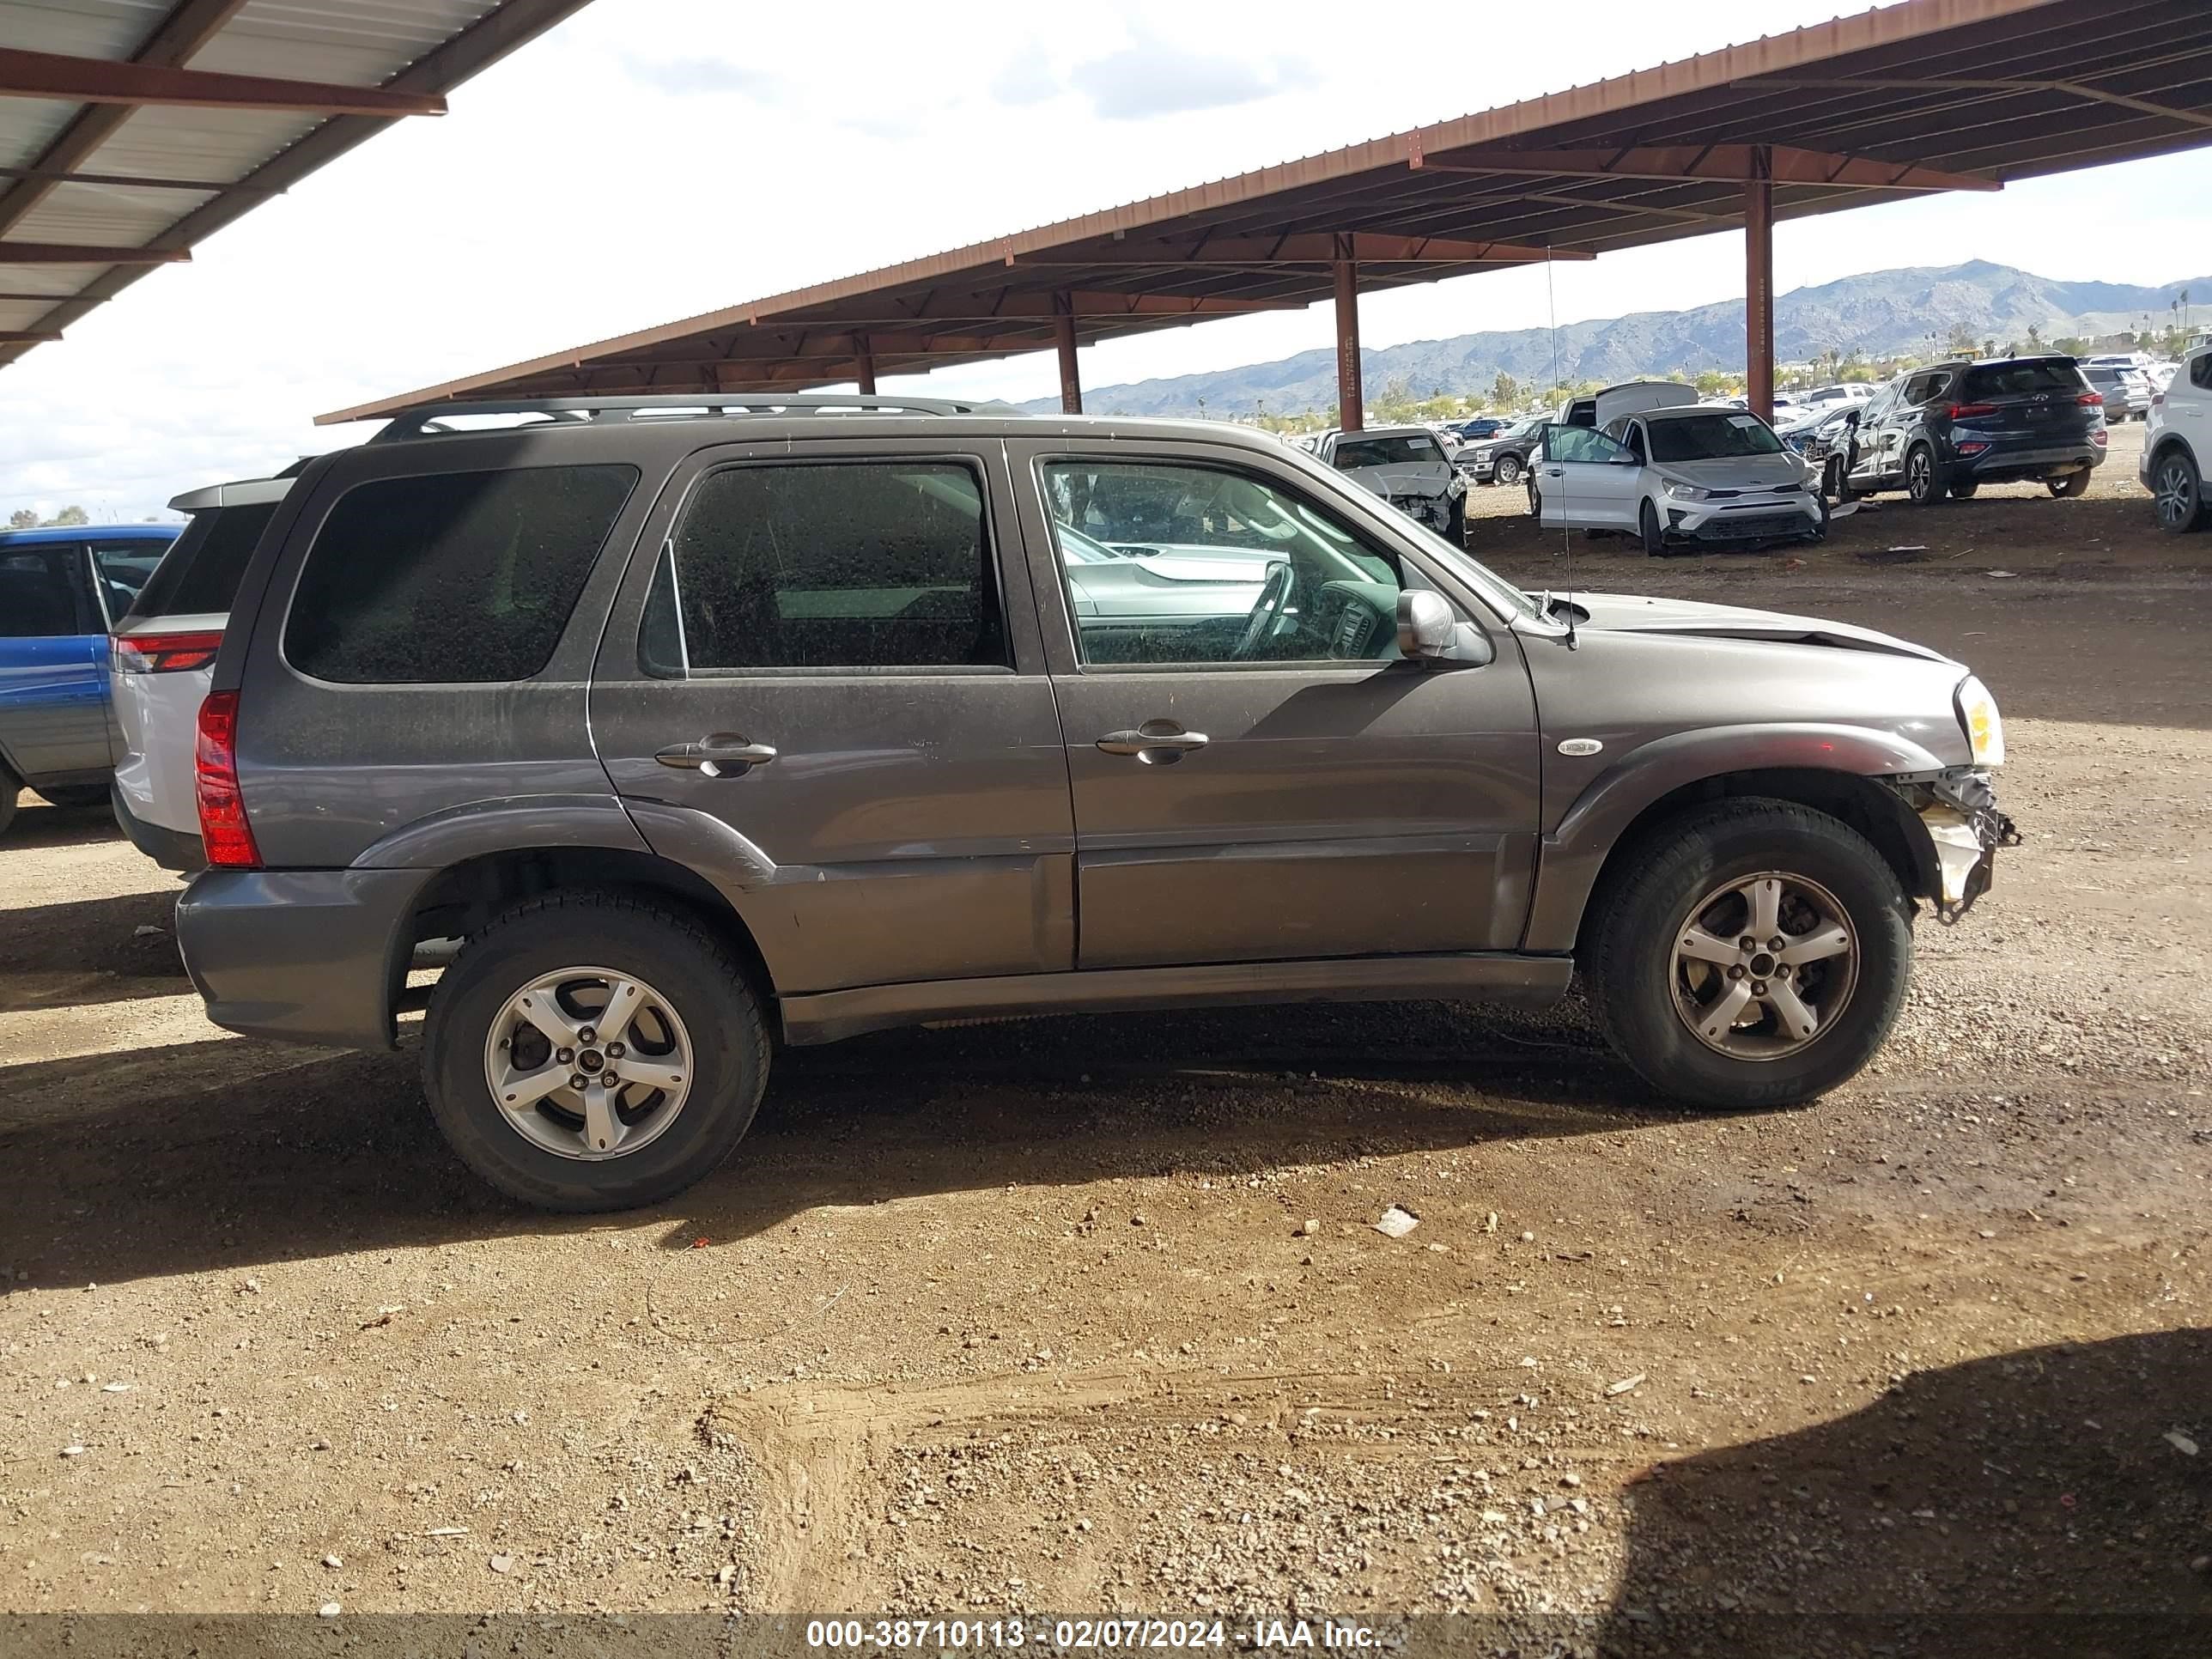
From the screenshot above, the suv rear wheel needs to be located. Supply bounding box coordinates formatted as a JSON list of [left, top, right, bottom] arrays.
[[1581, 800, 1913, 1109], [2150, 447, 2204, 531], [2048, 469, 2092, 499], [422, 892, 769, 1211]]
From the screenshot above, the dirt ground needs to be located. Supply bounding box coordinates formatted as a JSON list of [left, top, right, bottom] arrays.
[[2, 422, 2207, 1655]]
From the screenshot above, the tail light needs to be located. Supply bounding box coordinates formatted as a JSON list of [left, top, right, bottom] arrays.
[[2093, 428, 2109, 447], [194, 690, 260, 869], [2152, 392, 2165, 409], [1946, 402, 1996, 418], [2077, 391, 2104, 407], [113, 629, 222, 674]]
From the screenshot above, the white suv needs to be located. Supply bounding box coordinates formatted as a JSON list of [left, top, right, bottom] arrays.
[[109, 473, 294, 870], [2143, 343, 2211, 534]]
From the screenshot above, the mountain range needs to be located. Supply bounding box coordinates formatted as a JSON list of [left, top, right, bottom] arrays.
[[1027, 261, 2207, 417]]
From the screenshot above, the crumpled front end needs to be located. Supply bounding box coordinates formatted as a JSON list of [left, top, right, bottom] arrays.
[[1887, 769, 2021, 923]]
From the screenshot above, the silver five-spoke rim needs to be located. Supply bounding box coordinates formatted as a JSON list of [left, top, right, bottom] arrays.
[[1672, 872, 1858, 1060], [2155, 459, 2195, 528], [483, 966, 693, 1160]]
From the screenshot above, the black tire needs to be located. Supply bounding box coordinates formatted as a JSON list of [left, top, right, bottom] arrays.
[[0, 766, 17, 838], [1948, 479, 1979, 500], [1494, 453, 1522, 487], [2150, 444, 2208, 533], [1526, 480, 1542, 519], [1445, 492, 1467, 544], [1580, 799, 1913, 1109], [1638, 498, 1667, 557], [1822, 457, 1845, 501], [2049, 469, 2091, 499], [36, 783, 110, 811], [422, 891, 769, 1212], [1905, 443, 1944, 506]]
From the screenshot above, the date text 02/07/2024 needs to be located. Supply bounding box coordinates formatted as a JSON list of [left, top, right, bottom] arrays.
[[803, 1616, 1384, 1650]]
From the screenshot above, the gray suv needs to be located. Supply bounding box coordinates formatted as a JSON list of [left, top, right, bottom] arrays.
[[175, 397, 2018, 1212]]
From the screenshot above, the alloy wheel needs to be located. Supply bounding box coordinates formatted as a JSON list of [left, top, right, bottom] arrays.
[[483, 966, 694, 1159], [2154, 456, 2198, 529], [1670, 872, 1859, 1060], [1907, 449, 1933, 501]]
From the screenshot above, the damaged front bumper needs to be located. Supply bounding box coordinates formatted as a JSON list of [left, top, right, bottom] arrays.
[[1888, 769, 2021, 923]]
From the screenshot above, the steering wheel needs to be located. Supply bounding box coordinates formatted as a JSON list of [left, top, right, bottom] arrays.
[[1233, 559, 1297, 659]]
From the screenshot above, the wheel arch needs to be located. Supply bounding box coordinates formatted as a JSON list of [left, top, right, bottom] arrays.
[[399, 844, 778, 1031], [1523, 731, 1948, 954]]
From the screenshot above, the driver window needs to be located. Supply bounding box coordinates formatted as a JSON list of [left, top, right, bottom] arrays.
[[1037, 459, 1419, 668], [1543, 425, 1632, 465]]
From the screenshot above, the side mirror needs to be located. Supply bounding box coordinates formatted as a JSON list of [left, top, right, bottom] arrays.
[[1397, 589, 1454, 657]]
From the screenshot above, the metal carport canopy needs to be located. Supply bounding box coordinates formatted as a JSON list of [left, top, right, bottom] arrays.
[[0, 0, 595, 374], [321, 0, 2212, 428]]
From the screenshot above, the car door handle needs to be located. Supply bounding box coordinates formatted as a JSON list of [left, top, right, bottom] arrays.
[[1097, 724, 1208, 759], [1543, 466, 1563, 477], [654, 736, 778, 774]]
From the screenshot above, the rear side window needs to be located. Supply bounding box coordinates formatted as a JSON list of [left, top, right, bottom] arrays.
[[1962, 361, 2085, 400], [0, 548, 80, 637], [1332, 434, 1439, 467], [130, 503, 276, 621], [639, 461, 1007, 675], [2190, 353, 2211, 392], [285, 465, 636, 684]]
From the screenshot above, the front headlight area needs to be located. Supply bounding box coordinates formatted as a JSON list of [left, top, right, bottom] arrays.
[[1955, 674, 2006, 767], [1662, 480, 1711, 501]]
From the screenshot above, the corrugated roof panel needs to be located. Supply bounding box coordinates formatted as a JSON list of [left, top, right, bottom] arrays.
[[193, 0, 502, 81], [79, 104, 323, 184], [8, 179, 218, 244], [0, 261, 118, 294], [0, 0, 167, 60], [0, 95, 92, 169]]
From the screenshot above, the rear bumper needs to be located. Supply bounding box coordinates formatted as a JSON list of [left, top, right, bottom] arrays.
[[1953, 442, 2103, 480], [176, 866, 424, 1050], [111, 779, 203, 872]]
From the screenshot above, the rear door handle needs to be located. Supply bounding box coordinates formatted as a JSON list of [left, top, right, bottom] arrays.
[[1097, 723, 1208, 760], [655, 735, 778, 775]]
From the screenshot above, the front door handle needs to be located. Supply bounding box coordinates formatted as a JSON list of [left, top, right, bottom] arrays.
[[655, 734, 778, 775], [1097, 721, 1208, 763]]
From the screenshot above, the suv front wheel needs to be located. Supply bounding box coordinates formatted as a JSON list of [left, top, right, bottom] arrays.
[[422, 892, 769, 1211], [1581, 800, 1913, 1109]]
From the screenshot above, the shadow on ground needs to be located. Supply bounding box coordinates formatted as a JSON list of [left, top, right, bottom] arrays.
[[0, 996, 1718, 1289], [0, 889, 187, 1010], [1597, 1328, 2212, 1658], [2, 798, 127, 852]]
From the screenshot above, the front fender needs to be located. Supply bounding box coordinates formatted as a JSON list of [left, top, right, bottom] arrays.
[[1521, 723, 1950, 953]]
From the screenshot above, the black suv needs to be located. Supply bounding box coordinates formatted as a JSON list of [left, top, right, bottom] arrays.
[[1840, 356, 2107, 504], [173, 395, 2015, 1212]]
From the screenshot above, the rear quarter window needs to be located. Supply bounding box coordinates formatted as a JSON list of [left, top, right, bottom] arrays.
[[1963, 361, 2085, 399], [283, 465, 637, 684], [131, 502, 276, 621]]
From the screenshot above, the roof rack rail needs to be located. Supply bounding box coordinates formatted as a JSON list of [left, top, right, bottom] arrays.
[[368, 393, 1023, 440]]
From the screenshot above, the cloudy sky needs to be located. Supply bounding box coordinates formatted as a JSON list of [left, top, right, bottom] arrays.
[[5, 0, 2210, 520]]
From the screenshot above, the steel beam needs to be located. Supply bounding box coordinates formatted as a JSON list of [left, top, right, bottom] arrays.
[[0, 163, 272, 194], [1735, 76, 2212, 134], [1333, 241, 1362, 434], [1013, 233, 1590, 267], [0, 46, 446, 117], [1054, 294, 1082, 415], [0, 329, 61, 342], [0, 241, 190, 264], [1744, 148, 1774, 422], [853, 331, 876, 394], [1418, 143, 2000, 192]]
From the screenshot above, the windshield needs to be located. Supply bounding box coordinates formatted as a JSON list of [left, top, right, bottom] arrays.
[[1647, 411, 1784, 463], [1333, 434, 1440, 467]]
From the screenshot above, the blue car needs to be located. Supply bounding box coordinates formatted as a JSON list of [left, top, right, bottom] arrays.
[[1, 523, 179, 836]]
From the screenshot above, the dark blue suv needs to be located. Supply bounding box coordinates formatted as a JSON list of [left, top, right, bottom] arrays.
[[0, 522, 177, 836]]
